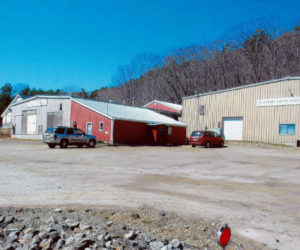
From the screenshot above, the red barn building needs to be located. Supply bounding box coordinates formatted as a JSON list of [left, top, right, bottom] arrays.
[[143, 100, 182, 120], [71, 97, 187, 145]]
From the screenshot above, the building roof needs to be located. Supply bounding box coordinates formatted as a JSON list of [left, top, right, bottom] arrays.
[[1, 94, 71, 118], [143, 100, 182, 112], [182, 76, 300, 100], [1, 94, 26, 117], [9, 95, 71, 106], [72, 97, 187, 127]]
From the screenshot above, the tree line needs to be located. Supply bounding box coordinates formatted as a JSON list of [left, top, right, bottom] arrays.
[[103, 24, 300, 105]]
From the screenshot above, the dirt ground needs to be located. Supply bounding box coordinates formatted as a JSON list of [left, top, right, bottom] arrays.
[[0, 139, 299, 249]]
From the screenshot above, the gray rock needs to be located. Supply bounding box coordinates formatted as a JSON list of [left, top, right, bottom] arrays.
[[0, 215, 5, 223], [124, 230, 137, 240], [38, 231, 48, 241], [55, 239, 65, 249], [80, 224, 92, 230], [184, 224, 190, 229], [40, 238, 53, 250], [76, 238, 95, 250], [65, 236, 76, 246], [31, 235, 41, 245], [74, 232, 85, 242], [55, 208, 63, 213], [104, 233, 112, 241], [170, 238, 182, 249], [97, 234, 104, 241], [48, 231, 60, 243], [65, 219, 80, 230], [150, 241, 164, 250], [160, 210, 166, 217], [106, 221, 113, 227], [8, 231, 19, 243], [47, 217, 58, 224], [161, 245, 173, 250], [105, 240, 111, 248]]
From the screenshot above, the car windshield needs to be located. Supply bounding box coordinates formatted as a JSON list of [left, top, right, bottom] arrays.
[[191, 131, 202, 136], [45, 128, 55, 133]]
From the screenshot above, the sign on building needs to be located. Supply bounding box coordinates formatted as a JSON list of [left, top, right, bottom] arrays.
[[257, 97, 300, 107]]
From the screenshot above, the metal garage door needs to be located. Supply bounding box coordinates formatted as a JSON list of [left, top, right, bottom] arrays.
[[47, 112, 63, 128], [223, 117, 243, 140], [27, 114, 37, 134]]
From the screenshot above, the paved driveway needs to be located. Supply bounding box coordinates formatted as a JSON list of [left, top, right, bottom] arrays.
[[0, 139, 299, 249]]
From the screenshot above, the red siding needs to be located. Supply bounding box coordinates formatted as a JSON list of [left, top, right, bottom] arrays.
[[113, 119, 186, 145], [71, 101, 111, 142], [167, 126, 187, 145], [113, 120, 154, 145], [146, 102, 181, 114]]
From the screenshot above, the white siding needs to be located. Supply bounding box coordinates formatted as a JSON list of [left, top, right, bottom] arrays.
[[11, 97, 71, 135]]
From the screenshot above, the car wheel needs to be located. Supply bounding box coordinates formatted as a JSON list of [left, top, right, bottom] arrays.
[[60, 139, 68, 148], [192, 145, 196, 148], [205, 141, 211, 148], [77, 144, 83, 148], [220, 141, 224, 147], [88, 139, 96, 148], [48, 143, 56, 148]]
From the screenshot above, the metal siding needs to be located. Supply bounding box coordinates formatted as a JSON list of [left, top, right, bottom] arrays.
[[10, 97, 71, 135], [182, 79, 300, 144], [47, 112, 63, 128]]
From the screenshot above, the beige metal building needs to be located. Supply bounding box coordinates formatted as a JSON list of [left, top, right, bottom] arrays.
[[182, 77, 300, 145]]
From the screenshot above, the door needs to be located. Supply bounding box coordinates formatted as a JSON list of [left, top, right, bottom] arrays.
[[66, 127, 75, 143], [86, 122, 93, 135], [47, 112, 63, 128], [27, 114, 37, 134], [223, 117, 243, 140]]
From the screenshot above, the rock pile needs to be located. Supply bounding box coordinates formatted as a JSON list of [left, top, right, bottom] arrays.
[[0, 207, 199, 250]]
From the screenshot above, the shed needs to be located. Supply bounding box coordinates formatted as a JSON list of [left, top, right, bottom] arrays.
[[71, 97, 187, 145], [143, 100, 182, 120]]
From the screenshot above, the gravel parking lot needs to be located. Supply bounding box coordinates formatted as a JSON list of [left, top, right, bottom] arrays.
[[0, 139, 300, 249]]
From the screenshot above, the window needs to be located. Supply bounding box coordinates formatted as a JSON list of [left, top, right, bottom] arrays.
[[279, 124, 295, 135], [99, 122, 104, 131], [59, 103, 63, 111], [75, 129, 85, 135], [168, 127, 172, 136], [199, 105, 205, 115], [66, 128, 74, 135], [55, 127, 65, 134], [191, 131, 203, 136]]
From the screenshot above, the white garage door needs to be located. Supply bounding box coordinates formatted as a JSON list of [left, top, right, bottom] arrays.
[[27, 114, 37, 134], [223, 117, 243, 140]]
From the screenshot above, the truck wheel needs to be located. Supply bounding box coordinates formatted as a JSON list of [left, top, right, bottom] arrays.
[[48, 144, 56, 148], [192, 145, 196, 148], [220, 141, 224, 147], [87, 139, 96, 148], [60, 139, 68, 148], [205, 142, 211, 148]]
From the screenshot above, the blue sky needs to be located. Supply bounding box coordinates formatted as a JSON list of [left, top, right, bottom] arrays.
[[0, 0, 299, 91]]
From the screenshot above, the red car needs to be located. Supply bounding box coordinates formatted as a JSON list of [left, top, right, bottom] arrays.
[[189, 131, 224, 148]]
